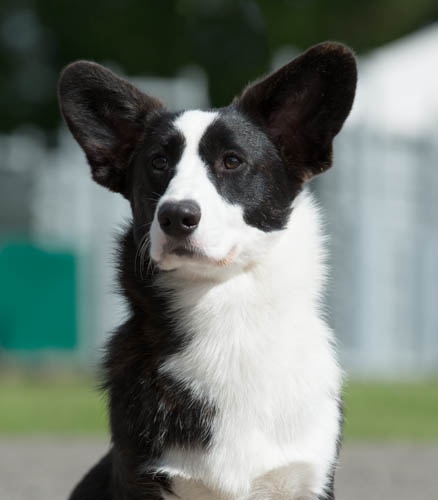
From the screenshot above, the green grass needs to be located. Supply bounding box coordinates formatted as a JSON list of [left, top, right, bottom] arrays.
[[343, 381, 438, 441], [0, 375, 437, 441], [0, 374, 107, 435]]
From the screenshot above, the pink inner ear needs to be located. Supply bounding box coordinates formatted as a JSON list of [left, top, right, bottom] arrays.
[[265, 86, 316, 163], [270, 73, 324, 126], [267, 95, 302, 140]]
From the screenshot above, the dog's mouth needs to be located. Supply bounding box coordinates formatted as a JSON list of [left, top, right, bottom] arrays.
[[162, 241, 238, 268], [172, 245, 205, 259]]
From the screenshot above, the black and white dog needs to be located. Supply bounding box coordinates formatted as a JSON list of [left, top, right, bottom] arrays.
[[59, 42, 356, 500]]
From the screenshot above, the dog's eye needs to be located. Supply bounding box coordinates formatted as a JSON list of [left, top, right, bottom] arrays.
[[151, 156, 169, 171], [223, 154, 242, 170]]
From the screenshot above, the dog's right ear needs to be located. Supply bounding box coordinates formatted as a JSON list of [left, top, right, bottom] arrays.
[[235, 43, 357, 182], [58, 61, 163, 195]]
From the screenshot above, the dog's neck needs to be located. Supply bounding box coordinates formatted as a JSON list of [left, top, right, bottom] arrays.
[[117, 190, 329, 385]]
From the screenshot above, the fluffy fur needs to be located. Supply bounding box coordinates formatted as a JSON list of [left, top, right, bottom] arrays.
[[156, 189, 341, 499], [59, 42, 357, 500]]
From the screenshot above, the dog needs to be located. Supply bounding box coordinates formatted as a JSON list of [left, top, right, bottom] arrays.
[[59, 42, 356, 500]]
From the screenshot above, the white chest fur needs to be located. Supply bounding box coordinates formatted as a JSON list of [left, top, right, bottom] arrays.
[[156, 193, 342, 499]]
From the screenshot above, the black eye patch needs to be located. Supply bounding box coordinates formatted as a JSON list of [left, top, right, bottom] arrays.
[[198, 110, 301, 232], [129, 112, 186, 242]]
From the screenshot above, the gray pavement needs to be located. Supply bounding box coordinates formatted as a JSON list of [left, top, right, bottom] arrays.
[[0, 438, 437, 500]]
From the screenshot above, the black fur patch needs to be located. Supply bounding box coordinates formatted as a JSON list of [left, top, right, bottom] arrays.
[[69, 453, 113, 500], [198, 109, 301, 231], [106, 229, 216, 496], [70, 229, 216, 499], [127, 111, 185, 245], [70, 451, 172, 500]]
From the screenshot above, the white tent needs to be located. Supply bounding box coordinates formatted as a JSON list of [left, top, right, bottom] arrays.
[[348, 23, 438, 138]]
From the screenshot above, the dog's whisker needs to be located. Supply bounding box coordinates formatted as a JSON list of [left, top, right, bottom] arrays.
[[134, 231, 151, 280]]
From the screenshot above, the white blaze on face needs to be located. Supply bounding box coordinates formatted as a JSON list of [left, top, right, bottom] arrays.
[[149, 110, 270, 272]]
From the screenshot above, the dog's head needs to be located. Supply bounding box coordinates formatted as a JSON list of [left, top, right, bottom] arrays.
[[58, 43, 356, 277]]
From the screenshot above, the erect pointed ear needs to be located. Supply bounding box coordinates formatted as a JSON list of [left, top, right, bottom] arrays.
[[236, 42, 357, 181], [58, 61, 163, 195]]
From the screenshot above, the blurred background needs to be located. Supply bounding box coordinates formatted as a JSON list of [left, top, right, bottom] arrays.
[[0, 1, 437, 499]]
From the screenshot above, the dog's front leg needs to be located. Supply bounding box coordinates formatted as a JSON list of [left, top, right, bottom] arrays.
[[161, 476, 227, 500], [246, 462, 321, 500]]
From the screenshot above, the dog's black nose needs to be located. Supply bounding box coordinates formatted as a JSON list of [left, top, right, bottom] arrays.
[[158, 200, 201, 238]]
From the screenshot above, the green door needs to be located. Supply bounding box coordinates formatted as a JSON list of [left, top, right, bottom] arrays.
[[0, 241, 77, 351]]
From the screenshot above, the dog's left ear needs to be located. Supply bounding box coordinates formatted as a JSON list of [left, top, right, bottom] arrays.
[[236, 42, 357, 181]]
